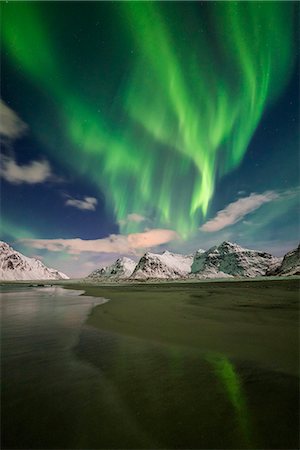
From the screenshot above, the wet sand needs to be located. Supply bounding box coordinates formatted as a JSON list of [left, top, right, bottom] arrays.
[[71, 278, 299, 375], [72, 279, 299, 449], [1, 279, 299, 449]]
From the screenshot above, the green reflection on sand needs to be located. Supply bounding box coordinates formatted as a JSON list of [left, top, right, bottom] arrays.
[[207, 353, 252, 447]]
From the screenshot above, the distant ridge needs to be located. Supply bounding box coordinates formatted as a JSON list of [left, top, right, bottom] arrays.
[[131, 251, 194, 280], [267, 244, 300, 276], [0, 241, 69, 281], [86, 256, 136, 281], [191, 241, 281, 279], [86, 241, 299, 281]]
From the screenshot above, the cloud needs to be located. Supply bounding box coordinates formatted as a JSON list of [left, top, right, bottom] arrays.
[[65, 196, 98, 211], [0, 101, 60, 186], [19, 228, 179, 255], [128, 228, 178, 248], [118, 212, 146, 226], [0, 155, 53, 184], [200, 191, 279, 232], [126, 213, 146, 223], [0, 99, 28, 141]]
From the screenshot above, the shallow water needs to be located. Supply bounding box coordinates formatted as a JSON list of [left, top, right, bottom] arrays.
[[1, 286, 299, 449]]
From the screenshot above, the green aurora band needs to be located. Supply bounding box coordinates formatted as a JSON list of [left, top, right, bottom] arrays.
[[1, 2, 296, 238]]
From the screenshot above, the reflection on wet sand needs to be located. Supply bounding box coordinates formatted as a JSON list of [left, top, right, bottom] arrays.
[[75, 325, 298, 449], [207, 354, 252, 448], [1, 285, 299, 449]]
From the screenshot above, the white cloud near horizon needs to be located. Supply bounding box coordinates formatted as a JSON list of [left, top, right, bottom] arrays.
[[65, 196, 98, 211], [19, 228, 179, 255], [0, 155, 53, 184], [200, 191, 279, 232], [0, 99, 28, 140]]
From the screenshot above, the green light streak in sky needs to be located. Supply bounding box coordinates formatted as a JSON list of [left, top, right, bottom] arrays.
[[1, 4, 63, 95], [0, 219, 36, 241], [122, 2, 295, 228], [1, 2, 296, 237]]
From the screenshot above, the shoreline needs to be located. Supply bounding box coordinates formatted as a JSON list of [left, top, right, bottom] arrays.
[[0, 274, 299, 290], [1, 279, 298, 449], [1, 279, 298, 375], [65, 278, 299, 377]]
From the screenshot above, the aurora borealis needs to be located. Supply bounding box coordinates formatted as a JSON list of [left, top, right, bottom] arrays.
[[1, 1, 299, 276]]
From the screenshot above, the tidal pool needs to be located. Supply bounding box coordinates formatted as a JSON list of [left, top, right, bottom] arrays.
[[1, 282, 299, 449]]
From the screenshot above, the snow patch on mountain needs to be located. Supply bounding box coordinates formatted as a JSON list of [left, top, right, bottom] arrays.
[[0, 241, 69, 280], [87, 256, 136, 280], [131, 250, 194, 279], [191, 241, 281, 278]]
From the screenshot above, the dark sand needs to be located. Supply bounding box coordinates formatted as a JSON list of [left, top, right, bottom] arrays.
[[70, 278, 299, 375], [1, 279, 299, 449], [70, 279, 299, 449]]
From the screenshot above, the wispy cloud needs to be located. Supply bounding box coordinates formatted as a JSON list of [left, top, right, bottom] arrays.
[[0, 99, 28, 141], [0, 100, 63, 186], [201, 191, 279, 232], [0, 155, 53, 184], [127, 213, 146, 223], [119, 212, 146, 226], [65, 196, 98, 211], [19, 229, 179, 255], [119, 213, 147, 225]]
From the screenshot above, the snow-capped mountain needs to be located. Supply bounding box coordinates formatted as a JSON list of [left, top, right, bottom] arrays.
[[191, 241, 281, 278], [83, 241, 299, 283], [0, 241, 69, 281], [87, 256, 136, 281], [267, 244, 300, 276], [131, 251, 194, 280]]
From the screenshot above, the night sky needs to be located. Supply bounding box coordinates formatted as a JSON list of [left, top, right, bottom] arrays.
[[1, 1, 299, 277]]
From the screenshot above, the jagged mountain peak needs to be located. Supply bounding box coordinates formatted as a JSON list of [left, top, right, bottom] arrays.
[[219, 241, 242, 249], [210, 241, 248, 253], [0, 241, 9, 250], [130, 250, 194, 280], [0, 241, 69, 281], [267, 244, 300, 276], [115, 256, 135, 265], [191, 241, 281, 278], [87, 256, 136, 280]]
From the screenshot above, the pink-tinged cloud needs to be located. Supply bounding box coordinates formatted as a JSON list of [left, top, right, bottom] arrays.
[[19, 229, 179, 255], [200, 191, 279, 232], [127, 229, 179, 248]]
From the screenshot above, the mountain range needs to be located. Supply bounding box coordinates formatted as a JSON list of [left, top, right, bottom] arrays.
[[0, 240, 299, 281], [86, 241, 299, 282]]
